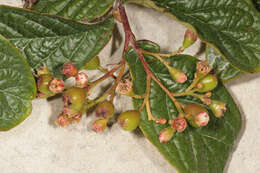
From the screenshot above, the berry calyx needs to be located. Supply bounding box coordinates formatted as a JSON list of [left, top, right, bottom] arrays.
[[182, 29, 198, 50], [155, 118, 167, 125], [56, 113, 70, 128], [196, 61, 212, 75], [171, 117, 187, 132], [168, 66, 187, 83], [62, 61, 78, 77], [197, 74, 218, 93], [92, 119, 108, 132], [159, 127, 175, 143], [95, 101, 115, 119], [116, 79, 133, 95], [49, 78, 64, 94], [184, 104, 210, 128], [70, 112, 82, 123], [63, 87, 86, 111], [117, 110, 140, 131], [209, 100, 227, 118], [37, 74, 54, 96], [75, 72, 88, 88], [84, 56, 100, 70]]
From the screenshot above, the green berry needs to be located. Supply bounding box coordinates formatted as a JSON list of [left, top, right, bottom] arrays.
[[84, 56, 100, 70], [168, 66, 187, 83], [209, 100, 227, 118], [197, 74, 218, 93], [95, 101, 115, 119], [182, 29, 198, 49], [37, 74, 54, 96], [117, 110, 140, 131], [159, 127, 175, 143], [92, 119, 108, 132], [184, 104, 209, 128], [63, 87, 86, 111]]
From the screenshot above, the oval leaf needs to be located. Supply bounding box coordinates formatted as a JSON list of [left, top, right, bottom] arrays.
[[0, 35, 36, 131], [126, 0, 260, 73], [206, 45, 243, 82], [33, 0, 114, 21], [125, 42, 242, 173], [0, 6, 114, 77]]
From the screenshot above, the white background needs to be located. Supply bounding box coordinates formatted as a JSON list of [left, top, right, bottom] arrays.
[[0, 0, 260, 173]]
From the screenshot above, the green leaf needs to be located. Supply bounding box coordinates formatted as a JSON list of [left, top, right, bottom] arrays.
[[126, 0, 260, 73], [33, 0, 114, 21], [0, 6, 114, 77], [125, 43, 242, 173], [253, 0, 260, 11], [206, 45, 244, 82], [0, 35, 36, 131]]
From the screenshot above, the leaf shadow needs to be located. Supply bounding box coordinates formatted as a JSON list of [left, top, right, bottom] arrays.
[[222, 87, 247, 173], [46, 95, 63, 128], [194, 42, 206, 57], [110, 23, 123, 57], [225, 72, 260, 86]]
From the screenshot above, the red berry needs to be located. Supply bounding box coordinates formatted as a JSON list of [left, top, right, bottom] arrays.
[[49, 78, 64, 93], [171, 117, 187, 133], [62, 62, 78, 77], [75, 72, 88, 88]]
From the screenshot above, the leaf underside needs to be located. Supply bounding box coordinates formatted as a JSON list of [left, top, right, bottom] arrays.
[[0, 35, 36, 131], [127, 0, 260, 73], [0, 5, 114, 77], [125, 41, 242, 173], [33, 0, 114, 22], [206, 45, 243, 82]]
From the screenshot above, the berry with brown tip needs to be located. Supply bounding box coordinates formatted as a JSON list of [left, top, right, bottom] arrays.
[[63, 87, 86, 112], [117, 110, 140, 131], [182, 29, 198, 50], [95, 101, 115, 119], [209, 100, 227, 118], [168, 66, 187, 84]]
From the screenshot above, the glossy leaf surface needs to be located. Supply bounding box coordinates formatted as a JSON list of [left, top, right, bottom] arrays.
[[126, 42, 242, 173], [0, 6, 114, 77], [0, 36, 36, 130], [33, 0, 114, 21], [206, 45, 243, 81], [127, 0, 260, 73]]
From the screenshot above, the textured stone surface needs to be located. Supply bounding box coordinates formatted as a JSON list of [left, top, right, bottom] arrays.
[[0, 1, 260, 173]]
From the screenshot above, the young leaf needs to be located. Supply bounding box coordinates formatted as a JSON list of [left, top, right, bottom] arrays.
[[126, 0, 260, 73], [125, 43, 242, 173], [33, 0, 114, 21], [206, 45, 244, 82], [0, 35, 36, 131], [0, 6, 114, 77]]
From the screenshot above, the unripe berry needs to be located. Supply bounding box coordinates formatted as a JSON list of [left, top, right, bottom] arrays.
[[117, 110, 140, 131], [84, 56, 100, 70], [171, 117, 187, 132], [49, 78, 64, 93], [182, 29, 198, 49], [56, 113, 70, 128], [92, 119, 108, 132], [159, 127, 175, 143], [62, 61, 78, 77], [95, 101, 115, 119], [197, 74, 218, 93], [37, 74, 54, 96], [168, 66, 187, 83], [63, 87, 86, 111], [209, 100, 227, 118], [37, 65, 50, 76], [184, 104, 210, 128], [75, 72, 88, 88]]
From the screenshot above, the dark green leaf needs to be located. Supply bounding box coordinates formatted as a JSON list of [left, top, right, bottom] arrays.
[[127, 0, 260, 73], [0, 6, 114, 77], [33, 0, 114, 21], [253, 0, 260, 11], [0, 35, 36, 131], [125, 43, 242, 173], [206, 45, 243, 82]]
